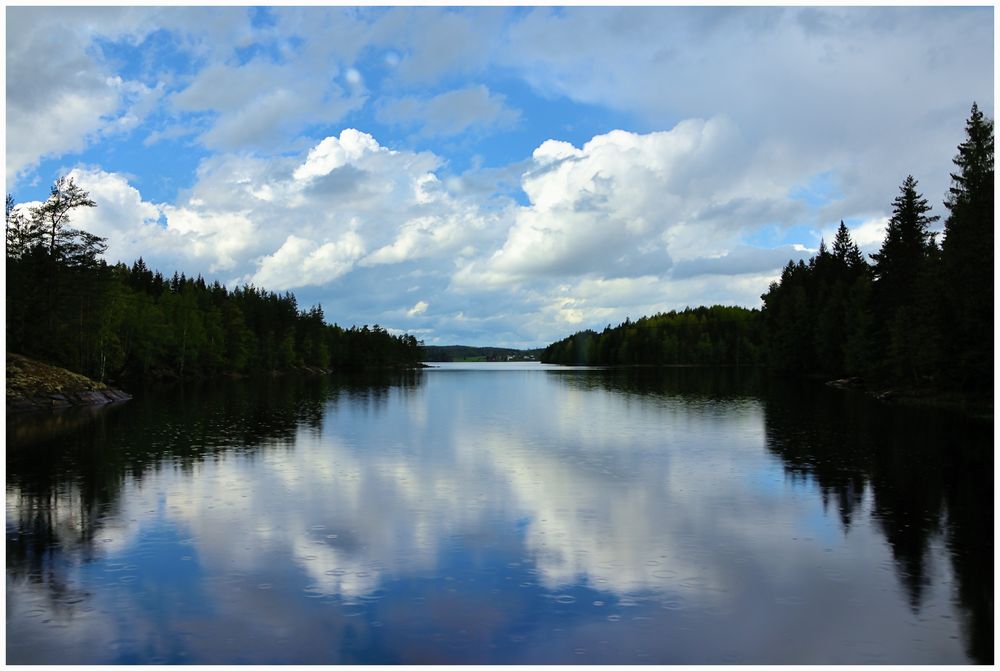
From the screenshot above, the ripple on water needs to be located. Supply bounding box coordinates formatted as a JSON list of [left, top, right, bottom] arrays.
[[652, 568, 678, 580], [679, 576, 708, 590], [554, 594, 576, 604], [661, 597, 686, 611]]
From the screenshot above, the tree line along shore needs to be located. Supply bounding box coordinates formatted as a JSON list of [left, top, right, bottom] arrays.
[[6, 184, 423, 395], [6, 105, 992, 415], [541, 104, 992, 413]]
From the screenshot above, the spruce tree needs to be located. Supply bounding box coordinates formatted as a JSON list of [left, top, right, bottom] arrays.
[[6, 195, 35, 259], [870, 176, 939, 380], [871, 175, 938, 308], [941, 103, 993, 389], [832, 221, 866, 274]]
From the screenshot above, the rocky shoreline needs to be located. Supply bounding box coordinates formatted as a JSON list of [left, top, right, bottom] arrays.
[[6, 353, 133, 414]]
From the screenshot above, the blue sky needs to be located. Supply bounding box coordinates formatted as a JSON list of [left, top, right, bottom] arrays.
[[6, 6, 994, 347]]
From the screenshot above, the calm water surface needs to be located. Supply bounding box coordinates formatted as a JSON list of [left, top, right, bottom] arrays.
[[6, 363, 992, 663]]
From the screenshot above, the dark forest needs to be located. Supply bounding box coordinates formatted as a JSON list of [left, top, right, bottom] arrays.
[[543, 104, 993, 398], [6, 186, 422, 382]]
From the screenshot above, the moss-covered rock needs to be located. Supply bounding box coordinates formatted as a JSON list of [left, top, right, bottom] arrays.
[[6, 353, 132, 413]]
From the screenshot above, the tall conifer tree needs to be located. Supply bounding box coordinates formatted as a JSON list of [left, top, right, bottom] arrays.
[[870, 175, 938, 309], [832, 221, 866, 274], [941, 103, 994, 388]]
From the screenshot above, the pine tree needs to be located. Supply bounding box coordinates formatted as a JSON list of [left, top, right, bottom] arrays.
[[30, 177, 104, 265]]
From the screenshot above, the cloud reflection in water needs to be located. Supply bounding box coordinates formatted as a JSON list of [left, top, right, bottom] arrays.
[[6, 366, 983, 663]]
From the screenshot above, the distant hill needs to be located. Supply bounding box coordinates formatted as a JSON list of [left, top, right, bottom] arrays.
[[540, 306, 762, 366], [420, 345, 542, 362]]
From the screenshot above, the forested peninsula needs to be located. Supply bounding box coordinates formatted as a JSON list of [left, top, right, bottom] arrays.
[[6, 182, 422, 397], [543, 105, 993, 409]]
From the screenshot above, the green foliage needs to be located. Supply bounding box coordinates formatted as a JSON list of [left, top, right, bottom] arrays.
[[6, 184, 422, 382], [540, 306, 763, 366], [761, 183, 944, 381], [760, 104, 992, 391]]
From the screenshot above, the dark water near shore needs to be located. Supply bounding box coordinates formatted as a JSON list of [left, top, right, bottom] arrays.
[[6, 363, 993, 664]]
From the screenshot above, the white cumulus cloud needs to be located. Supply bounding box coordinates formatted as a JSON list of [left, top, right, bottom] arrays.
[[455, 118, 794, 291], [59, 130, 503, 304], [41, 116, 876, 347], [407, 300, 429, 317], [293, 129, 386, 181], [251, 233, 366, 289]]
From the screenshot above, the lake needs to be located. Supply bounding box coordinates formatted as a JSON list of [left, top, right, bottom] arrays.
[[5, 362, 992, 664]]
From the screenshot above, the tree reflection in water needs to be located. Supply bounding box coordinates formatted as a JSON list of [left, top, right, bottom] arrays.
[[6, 372, 422, 618], [758, 377, 992, 665], [6, 366, 991, 664]]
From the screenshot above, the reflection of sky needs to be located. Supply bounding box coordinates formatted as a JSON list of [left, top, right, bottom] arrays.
[[6, 366, 972, 663]]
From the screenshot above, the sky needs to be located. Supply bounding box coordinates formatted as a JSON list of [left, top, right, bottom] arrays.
[[5, 5, 994, 347]]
